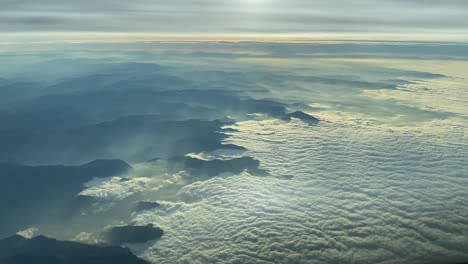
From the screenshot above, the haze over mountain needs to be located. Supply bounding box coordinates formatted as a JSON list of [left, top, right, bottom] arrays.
[[0, 1, 467, 263]]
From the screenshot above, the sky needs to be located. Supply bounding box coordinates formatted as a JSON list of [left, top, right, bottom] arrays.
[[1, 0, 468, 41]]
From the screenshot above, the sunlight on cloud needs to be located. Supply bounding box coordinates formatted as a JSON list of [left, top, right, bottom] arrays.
[[130, 113, 467, 263], [0, 40, 467, 264]]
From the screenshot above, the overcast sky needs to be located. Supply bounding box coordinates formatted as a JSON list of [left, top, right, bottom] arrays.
[[1, 0, 467, 38]]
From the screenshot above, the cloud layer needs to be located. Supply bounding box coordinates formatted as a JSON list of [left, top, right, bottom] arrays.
[[0, 0, 467, 37], [131, 117, 468, 263], [0, 41, 467, 263]]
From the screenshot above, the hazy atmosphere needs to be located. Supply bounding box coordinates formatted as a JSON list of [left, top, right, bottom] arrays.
[[1, 0, 468, 35], [0, 1, 467, 264]]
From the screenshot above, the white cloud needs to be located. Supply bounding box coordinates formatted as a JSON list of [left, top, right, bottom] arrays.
[[16, 227, 39, 239], [128, 110, 467, 263]]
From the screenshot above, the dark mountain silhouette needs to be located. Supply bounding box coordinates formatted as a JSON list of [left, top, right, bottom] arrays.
[[284, 111, 320, 123], [135, 202, 161, 212], [148, 156, 267, 182], [0, 235, 147, 264], [0, 67, 304, 165], [104, 225, 164, 245], [0, 160, 131, 238], [0, 113, 245, 165]]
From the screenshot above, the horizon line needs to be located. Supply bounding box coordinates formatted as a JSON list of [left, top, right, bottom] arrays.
[[1, 32, 468, 44]]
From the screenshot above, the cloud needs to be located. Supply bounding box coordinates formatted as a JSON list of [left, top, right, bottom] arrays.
[[0, 0, 467, 37], [0, 15, 64, 25], [16, 228, 39, 239], [76, 155, 267, 214], [129, 117, 468, 263], [80, 177, 156, 204]]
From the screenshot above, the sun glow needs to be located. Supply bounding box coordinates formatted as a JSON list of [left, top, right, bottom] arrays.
[[239, 0, 269, 6]]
